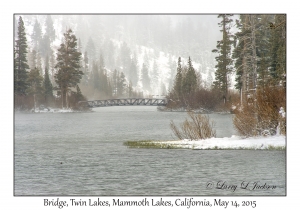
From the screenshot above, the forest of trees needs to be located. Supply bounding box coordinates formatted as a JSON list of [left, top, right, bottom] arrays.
[[14, 13, 286, 135], [14, 15, 144, 110], [167, 14, 286, 135]]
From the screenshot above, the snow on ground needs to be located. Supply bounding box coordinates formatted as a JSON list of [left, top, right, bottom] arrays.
[[31, 108, 76, 113], [153, 135, 286, 150]]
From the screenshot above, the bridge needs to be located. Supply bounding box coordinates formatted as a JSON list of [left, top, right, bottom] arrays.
[[78, 98, 168, 108]]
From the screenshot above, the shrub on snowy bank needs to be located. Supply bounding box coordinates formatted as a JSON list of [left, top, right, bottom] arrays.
[[233, 87, 286, 136], [170, 112, 216, 140]]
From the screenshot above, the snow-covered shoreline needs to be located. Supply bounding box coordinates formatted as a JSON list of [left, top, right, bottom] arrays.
[[15, 107, 92, 113], [152, 135, 286, 150]]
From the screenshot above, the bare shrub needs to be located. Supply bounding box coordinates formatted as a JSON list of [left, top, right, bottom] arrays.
[[233, 104, 258, 136], [233, 86, 286, 136], [170, 112, 216, 140]]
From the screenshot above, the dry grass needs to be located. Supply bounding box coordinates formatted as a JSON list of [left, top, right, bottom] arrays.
[[170, 112, 216, 140]]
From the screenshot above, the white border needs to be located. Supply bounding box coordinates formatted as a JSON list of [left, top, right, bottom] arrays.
[[2, 0, 298, 209]]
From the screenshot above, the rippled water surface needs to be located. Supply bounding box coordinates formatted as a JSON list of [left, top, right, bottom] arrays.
[[14, 107, 286, 195]]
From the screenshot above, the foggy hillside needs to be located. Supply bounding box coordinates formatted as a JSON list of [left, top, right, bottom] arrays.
[[19, 14, 224, 99]]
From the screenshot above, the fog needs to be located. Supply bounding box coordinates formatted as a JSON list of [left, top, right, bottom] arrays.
[[19, 14, 228, 99]]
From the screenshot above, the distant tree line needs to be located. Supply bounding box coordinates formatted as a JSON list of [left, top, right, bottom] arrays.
[[14, 16, 143, 111], [167, 14, 286, 136]]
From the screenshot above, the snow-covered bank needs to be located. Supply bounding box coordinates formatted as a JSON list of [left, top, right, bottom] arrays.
[[14, 107, 93, 113], [152, 135, 286, 150], [32, 108, 73, 113]]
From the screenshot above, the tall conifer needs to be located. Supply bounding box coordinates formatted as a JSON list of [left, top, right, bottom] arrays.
[[55, 29, 83, 108], [14, 16, 29, 97], [212, 14, 234, 103]]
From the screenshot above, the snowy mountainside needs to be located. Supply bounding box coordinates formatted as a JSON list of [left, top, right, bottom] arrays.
[[19, 14, 219, 96]]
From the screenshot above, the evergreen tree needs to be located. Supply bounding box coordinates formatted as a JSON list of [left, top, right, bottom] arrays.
[[173, 57, 183, 99], [129, 53, 138, 86], [141, 63, 151, 91], [207, 71, 213, 88], [120, 41, 131, 75], [117, 72, 127, 97], [44, 54, 49, 71], [36, 51, 42, 75], [14, 16, 29, 98], [182, 56, 197, 96], [232, 15, 251, 100], [152, 61, 159, 92], [160, 82, 167, 96], [75, 85, 85, 102], [106, 40, 116, 69], [43, 67, 53, 106], [86, 37, 96, 61], [78, 38, 82, 53], [54, 29, 83, 108], [45, 15, 56, 42], [92, 61, 100, 90], [98, 53, 109, 94], [40, 34, 52, 58], [233, 14, 275, 103], [212, 14, 234, 103], [31, 19, 42, 51], [128, 81, 134, 97], [82, 51, 89, 85], [49, 51, 56, 83], [269, 14, 286, 86], [27, 68, 43, 110], [28, 49, 37, 70], [99, 53, 105, 72]]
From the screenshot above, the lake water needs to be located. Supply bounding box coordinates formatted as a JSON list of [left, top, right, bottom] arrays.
[[14, 106, 286, 196]]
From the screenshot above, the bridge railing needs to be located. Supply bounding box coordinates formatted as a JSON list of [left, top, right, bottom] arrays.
[[78, 98, 168, 108]]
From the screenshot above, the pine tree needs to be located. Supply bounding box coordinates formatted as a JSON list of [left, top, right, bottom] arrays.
[[129, 53, 138, 86], [28, 49, 37, 70], [78, 38, 82, 53], [40, 34, 52, 58], [141, 63, 151, 91], [152, 61, 159, 92], [160, 82, 167, 96], [128, 81, 133, 97], [232, 15, 251, 103], [75, 85, 85, 102], [92, 61, 100, 90], [14, 16, 29, 98], [86, 37, 96, 61], [212, 14, 234, 103], [120, 42, 131, 75], [36, 50, 42, 75], [173, 57, 183, 99], [31, 19, 42, 51], [182, 56, 197, 96], [49, 51, 56, 83], [43, 67, 53, 106], [27, 68, 43, 110], [44, 54, 49, 71], [269, 14, 286, 87], [117, 72, 127, 97], [82, 51, 89, 86], [233, 14, 274, 103], [45, 15, 56, 42], [54, 29, 83, 108]]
